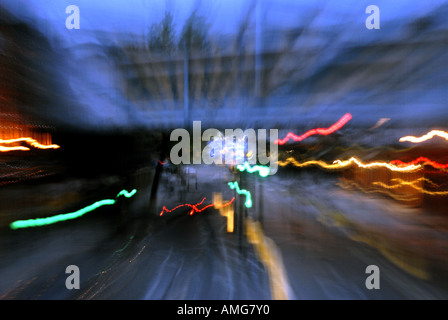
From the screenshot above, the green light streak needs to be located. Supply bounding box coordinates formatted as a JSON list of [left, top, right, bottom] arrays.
[[236, 162, 270, 177], [116, 189, 137, 198], [10, 189, 137, 230], [114, 235, 134, 254], [228, 181, 252, 208]]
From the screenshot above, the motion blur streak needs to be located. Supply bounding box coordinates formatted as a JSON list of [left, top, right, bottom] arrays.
[[274, 113, 352, 145], [373, 181, 448, 196], [0, 145, 30, 152], [334, 157, 422, 172], [159, 197, 235, 216], [115, 189, 137, 198], [114, 236, 135, 255], [9, 189, 137, 230], [391, 177, 440, 188], [391, 157, 448, 169], [0, 169, 51, 186], [278, 157, 422, 172], [228, 181, 253, 208], [159, 198, 208, 216], [0, 137, 60, 150], [236, 162, 270, 177], [399, 130, 448, 143], [213, 193, 236, 233], [338, 181, 421, 202], [370, 118, 391, 130], [215, 197, 235, 210]]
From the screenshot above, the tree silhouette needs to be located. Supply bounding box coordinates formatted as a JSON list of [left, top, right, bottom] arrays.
[[148, 11, 177, 55], [178, 10, 212, 109], [147, 11, 179, 102], [178, 10, 211, 54]]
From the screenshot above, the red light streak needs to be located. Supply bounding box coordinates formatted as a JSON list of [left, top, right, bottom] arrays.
[[158, 158, 170, 165], [159, 197, 235, 216], [275, 113, 352, 145], [390, 157, 448, 170]]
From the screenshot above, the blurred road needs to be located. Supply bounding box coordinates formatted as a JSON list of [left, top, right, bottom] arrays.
[[0, 164, 448, 299], [258, 169, 448, 299]]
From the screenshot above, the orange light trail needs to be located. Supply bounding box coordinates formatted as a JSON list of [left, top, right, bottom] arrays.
[[278, 157, 345, 170], [159, 197, 235, 216], [390, 177, 440, 188], [278, 156, 421, 172], [390, 157, 448, 170], [373, 181, 448, 196], [334, 157, 422, 172], [337, 181, 421, 202], [0, 137, 60, 151], [275, 113, 352, 145], [399, 130, 448, 143], [0, 145, 30, 152], [213, 193, 236, 233]]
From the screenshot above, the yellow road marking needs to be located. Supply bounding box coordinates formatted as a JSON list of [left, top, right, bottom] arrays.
[[245, 217, 291, 300]]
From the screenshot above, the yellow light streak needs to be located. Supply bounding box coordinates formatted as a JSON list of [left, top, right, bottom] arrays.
[[0, 137, 60, 150], [278, 157, 421, 172], [373, 181, 448, 196], [391, 177, 440, 188], [399, 130, 448, 143], [213, 192, 235, 233], [0, 145, 30, 152], [337, 181, 421, 202]]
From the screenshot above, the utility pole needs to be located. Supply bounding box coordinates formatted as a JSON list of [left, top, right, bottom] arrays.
[[258, 174, 264, 228], [183, 41, 190, 130], [254, 0, 263, 105]]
